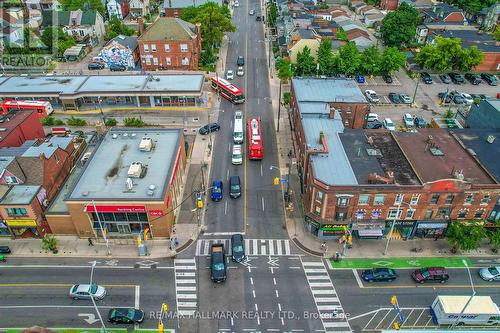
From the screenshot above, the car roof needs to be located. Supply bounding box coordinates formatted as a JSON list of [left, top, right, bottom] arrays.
[[231, 234, 243, 242], [213, 179, 222, 186], [424, 267, 447, 274], [384, 118, 393, 123]]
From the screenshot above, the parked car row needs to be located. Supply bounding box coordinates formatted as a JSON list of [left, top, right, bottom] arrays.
[[429, 72, 498, 86], [366, 113, 426, 130], [356, 74, 394, 84], [438, 90, 477, 105], [88, 62, 127, 71]]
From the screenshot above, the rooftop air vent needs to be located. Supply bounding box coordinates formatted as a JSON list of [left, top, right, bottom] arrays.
[[123, 133, 129, 139], [486, 135, 495, 144], [147, 184, 156, 196], [126, 177, 134, 190], [112, 134, 118, 139], [127, 161, 143, 178]]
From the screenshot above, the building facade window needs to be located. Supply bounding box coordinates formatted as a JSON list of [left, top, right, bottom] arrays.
[[166, 57, 171, 65], [394, 194, 404, 205], [143, 44, 149, 52], [180, 44, 188, 52], [151, 44, 157, 52], [335, 211, 346, 222], [436, 207, 451, 219], [457, 209, 467, 218], [145, 57, 151, 65], [464, 193, 474, 204], [182, 57, 189, 65], [480, 195, 491, 204], [474, 209, 484, 219], [430, 194, 440, 204], [445, 194, 454, 204], [6, 207, 28, 217], [153, 57, 158, 65], [358, 194, 370, 205], [314, 206, 321, 216], [387, 209, 402, 219], [164, 44, 170, 52], [5, 176, 18, 184], [337, 197, 350, 206], [374, 194, 385, 205], [424, 209, 433, 219], [405, 209, 415, 219], [315, 191, 323, 202], [410, 194, 420, 205]]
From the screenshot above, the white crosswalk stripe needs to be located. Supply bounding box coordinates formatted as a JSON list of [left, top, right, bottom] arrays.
[[301, 259, 352, 332], [196, 239, 292, 256], [174, 258, 197, 317]]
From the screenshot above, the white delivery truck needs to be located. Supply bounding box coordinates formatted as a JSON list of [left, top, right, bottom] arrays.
[[233, 111, 244, 144], [430, 295, 500, 326]]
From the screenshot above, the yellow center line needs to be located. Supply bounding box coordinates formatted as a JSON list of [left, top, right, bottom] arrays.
[[364, 284, 500, 289], [0, 283, 136, 288]]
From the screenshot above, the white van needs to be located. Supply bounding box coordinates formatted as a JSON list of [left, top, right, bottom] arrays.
[[233, 111, 244, 144], [232, 145, 243, 165]]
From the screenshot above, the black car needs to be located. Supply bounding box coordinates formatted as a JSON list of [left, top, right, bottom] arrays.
[[229, 175, 241, 199], [231, 234, 245, 262], [366, 120, 383, 129], [361, 268, 398, 282], [256, 15, 262, 21], [88, 62, 104, 70], [438, 91, 452, 103], [421, 72, 433, 84], [464, 73, 482, 85], [108, 308, 145, 324], [109, 63, 126, 71], [237, 56, 245, 66], [382, 74, 393, 84], [388, 92, 401, 104], [449, 73, 465, 84], [453, 94, 464, 104], [414, 116, 426, 128], [199, 122, 220, 135], [0, 246, 11, 254], [210, 243, 227, 283], [481, 73, 498, 86], [439, 74, 451, 84]]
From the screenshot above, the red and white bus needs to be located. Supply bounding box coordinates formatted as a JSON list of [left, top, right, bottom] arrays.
[[210, 77, 245, 104], [1, 99, 54, 116], [248, 117, 263, 160]]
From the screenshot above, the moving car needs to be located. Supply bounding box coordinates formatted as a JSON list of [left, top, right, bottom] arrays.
[[382, 73, 393, 84], [365, 90, 380, 103], [481, 73, 498, 86], [249, 9, 254, 15], [388, 92, 401, 104], [414, 116, 426, 128], [229, 175, 241, 199], [366, 113, 379, 122], [237, 56, 245, 66], [108, 308, 145, 324], [109, 63, 126, 71], [461, 93, 474, 105], [383, 118, 396, 131], [421, 72, 433, 84], [199, 122, 220, 135], [231, 234, 245, 262], [403, 113, 414, 128], [226, 70, 234, 80], [231, 145, 243, 165], [361, 268, 397, 282], [449, 72, 465, 84], [237, 66, 244, 76], [210, 180, 223, 201], [479, 266, 500, 281], [69, 284, 107, 300], [210, 243, 227, 283], [356, 74, 365, 84], [0, 246, 11, 254], [88, 62, 104, 70], [399, 94, 412, 104], [233, 0, 239, 6], [411, 267, 449, 284], [465, 73, 482, 85], [439, 74, 451, 84]]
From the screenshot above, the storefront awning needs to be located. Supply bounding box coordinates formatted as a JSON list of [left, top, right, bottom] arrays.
[[357, 229, 384, 237], [84, 205, 146, 213]]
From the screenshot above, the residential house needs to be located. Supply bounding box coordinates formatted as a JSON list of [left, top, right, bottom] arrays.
[[23, 0, 63, 11], [41, 9, 106, 45], [477, 3, 500, 32], [466, 99, 500, 129], [358, 5, 379, 17], [107, 0, 130, 20], [0, 110, 45, 149], [422, 3, 466, 24], [347, 28, 373, 50], [291, 11, 314, 29], [350, 1, 367, 14], [287, 28, 321, 63], [129, 0, 150, 17], [311, 18, 338, 39], [96, 35, 139, 68], [0, 8, 24, 48], [364, 12, 385, 28], [138, 17, 202, 70], [163, 0, 223, 18]]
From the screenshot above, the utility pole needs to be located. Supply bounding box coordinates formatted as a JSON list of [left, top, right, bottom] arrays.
[[285, 150, 292, 203], [277, 80, 282, 132], [89, 261, 107, 333]]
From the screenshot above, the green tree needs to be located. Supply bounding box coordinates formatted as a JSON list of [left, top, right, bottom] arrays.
[[66, 116, 87, 126], [317, 39, 335, 76], [282, 92, 291, 107], [360, 45, 381, 75], [380, 3, 420, 48], [446, 221, 486, 252], [487, 229, 500, 253], [457, 46, 484, 71], [106, 16, 134, 40], [124, 117, 146, 127], [295, 46, 316, 76], [379, 47, 406, 74], [105, 118, 118, 126], [336, 27, 348, 42], [493, 26, 500, 42], [61, 0, 105, 16], [445, 0, 497, 15], [338, 42, 361, 76], [268, 3, 278, 27], [415, 44, 444, 71], [41, 235, 59, 253], [41, 27, 76, 56], [276, 58, 294, 83]]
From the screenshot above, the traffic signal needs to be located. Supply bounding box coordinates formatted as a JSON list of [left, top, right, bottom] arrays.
[[274, 177, 280, 185], [162, 303, 168, 312]]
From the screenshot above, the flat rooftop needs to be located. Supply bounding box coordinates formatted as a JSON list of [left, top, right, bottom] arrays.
[[68, 128, 182, 201], [292, 77, 367, 104], [0, 185, 40, 205], [395, 129, 495, 184], [0, 76, 87, 95]]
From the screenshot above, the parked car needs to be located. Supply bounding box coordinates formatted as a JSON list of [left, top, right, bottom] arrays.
[[0, 246, 11, 254], [365, 90, 380, 103], [411, 267, 449, 284], [388, 92, 401, 104], [199, 123, 220, 135], [366, 120, 383, 129], [249, 9, 254, 15], [449, 73, 465, 84], [237, 56, 244, 66], [461, 93, 474, 105], [465, 73, 482, 85], [453, 94, 465, 104], [109, 63, 126, 71], [481, 73, 498, 86], [479, 266, 500, 281], [226, 70, 234, 80], [361, 268, 397, 282], [256, 15, 262, 21], [108, 308, 145, 324], [356, 74, 365, 83], [421, 72, 433, 84], [403, 113, 414, 128], [233, 0, 239, 6], [399, 94, 412, 104], [382, 73, 393, 84], [88, 62, 104, 70], [210, 180, 223, 201], [439, 74, 451, 84], [232, 145, 243, 165], [231, 234, 245, 262], [366, 113, 379, 122], [237, 66, 244, 76], [229, 175, 241, 199], [69, 284, 106, 300], [414, 116, 426, 128], [383, 118, 396, 131]]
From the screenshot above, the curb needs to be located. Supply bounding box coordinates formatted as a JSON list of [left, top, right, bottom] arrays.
[[54, 106, 210, 115], [292, 237, 324, 257]]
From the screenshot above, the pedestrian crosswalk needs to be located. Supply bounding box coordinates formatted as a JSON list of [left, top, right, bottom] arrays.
[[174, 258, 197, 316], [301, 259, 351, 333], [195, 238, 292, 256]]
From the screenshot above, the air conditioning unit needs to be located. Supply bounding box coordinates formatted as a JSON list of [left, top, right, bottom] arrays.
[[128, 161, 143, 178], [139, 137, 153, 151]]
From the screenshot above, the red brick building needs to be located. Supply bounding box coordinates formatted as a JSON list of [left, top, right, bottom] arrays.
[[138, 17, 201, 71], [0, 110, 45, 148], [380, 0, 398, 11]]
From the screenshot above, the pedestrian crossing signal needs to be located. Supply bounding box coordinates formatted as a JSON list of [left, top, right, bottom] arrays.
[[274, 177, 280, 185]]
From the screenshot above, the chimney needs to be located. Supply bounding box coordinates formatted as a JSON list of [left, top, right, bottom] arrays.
[[138, 16, 144, 36], [195, 22, 201, 37], [319, 131, 324, 144]]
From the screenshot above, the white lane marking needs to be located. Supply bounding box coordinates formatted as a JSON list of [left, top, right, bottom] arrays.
[[261, 196, 265, 211], [278, 303, 282, 312], [284, 241, 290, 255], [226, 169, 229, 181], [228, 142, 231, 152], [134, 285, 140, 310], [0, 265, 175, 270], [203, 231, 245, 236], [175, 259, 196, 263], [276, 239, 282, 255], [260, 163, 263, 176], [252, 290, 256, 298], [353, 269, 364, 288], [254, 303, 258, 312], [281, 317, 285, 325], [224, 200, 228, 215], [250, 277, 254, 285], [273, 278, 276, 285], [231, 316, 234, 326], [275, 289, 279, 298]]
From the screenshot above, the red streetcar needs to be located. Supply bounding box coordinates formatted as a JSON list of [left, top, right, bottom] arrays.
[[1, 99, 54, 116], [248, 117, 263, 160], [210, 76, 245, 104]]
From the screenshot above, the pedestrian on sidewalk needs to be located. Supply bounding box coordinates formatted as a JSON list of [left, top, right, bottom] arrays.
[[320, 241, 326, 251], [87, 237, 94, 246]]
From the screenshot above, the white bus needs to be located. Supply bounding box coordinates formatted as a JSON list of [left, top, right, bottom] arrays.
[[233, 111, 244, 144], [430, 295, 500, 326]]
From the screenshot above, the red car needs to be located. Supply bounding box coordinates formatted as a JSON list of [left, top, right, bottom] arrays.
[[412, 267, 449, 284]]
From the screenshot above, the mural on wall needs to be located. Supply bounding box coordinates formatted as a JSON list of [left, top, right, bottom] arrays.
[[95, 41, 135, 69]]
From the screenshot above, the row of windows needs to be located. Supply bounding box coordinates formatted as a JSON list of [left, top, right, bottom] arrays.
[[143, 43, 188, 53], [91, 212, 149, 223], [145, 57, 190, 66], [6, 208, 28, 217]]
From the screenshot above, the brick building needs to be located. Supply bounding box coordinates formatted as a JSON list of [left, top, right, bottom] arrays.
[[290, 96, 500, 240], [138, 17, 201, 71], [0, 110, 46, 148]]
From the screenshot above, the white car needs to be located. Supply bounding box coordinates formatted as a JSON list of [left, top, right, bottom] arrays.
[[479, 266, 500, 282], [367, 113, 379, 122], [365, 90, 380, 103], [232, 144, 243, 165], [69, 284, 107, 300], [237, 66, 244, 76], [234, 0, 239, 7], [226, 70, 234, 80], [383, 118, 396, 131], [400, 94, 412, 104], [403, 113, 413, 128], [249, 9, 255, 15], [461, 93, 474, 105]]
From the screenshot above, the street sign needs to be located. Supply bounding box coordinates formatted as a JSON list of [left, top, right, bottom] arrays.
[[280, 178, 288, 183]]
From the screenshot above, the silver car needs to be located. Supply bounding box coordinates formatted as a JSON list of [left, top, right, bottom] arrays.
[[479, 266, 500, 282], [69, 284, 107, 300]]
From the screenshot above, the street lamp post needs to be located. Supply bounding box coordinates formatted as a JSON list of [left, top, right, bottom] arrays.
[[384, 201, 413, 255], [451, 259, 476, 328], [411, 75, 420, 107], [277, 80, 282, 132], [89, 261, 107, 333]]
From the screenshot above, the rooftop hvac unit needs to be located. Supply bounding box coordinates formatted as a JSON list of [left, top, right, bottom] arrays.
[[139, 137, 153, 151], [486, 135, 495, 144], [127, 161, 143, 178]]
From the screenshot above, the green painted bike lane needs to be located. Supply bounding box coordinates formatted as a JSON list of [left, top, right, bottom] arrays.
[[330, 257, 472, 269]]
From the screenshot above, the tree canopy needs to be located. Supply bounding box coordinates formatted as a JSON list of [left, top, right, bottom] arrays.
[[379, 47, 406, 74], [276, 58, 294, 82], [295, 46, 316, 76], [360, 46, 381, 75], [317, 39, 335, 76], [445, 0, 497, 15], [446, 221, 486, 252], [380, 3, 420, 49], [41, 27, 76, 56], [338, 42, 361, 76], [60, 0, 105, 16], [106, 16, 134, 40]]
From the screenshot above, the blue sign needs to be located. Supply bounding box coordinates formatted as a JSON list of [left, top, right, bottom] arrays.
[[280, 178, 289, 183]]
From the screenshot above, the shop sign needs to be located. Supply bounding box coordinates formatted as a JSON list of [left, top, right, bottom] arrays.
[[388, 220, 415, 227], [85, 205, 146, 213], [416, 223, 447, 229], [149, 210, 164, 217], [320, 224, 347, 231], [6, 219, 37, 227]]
